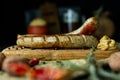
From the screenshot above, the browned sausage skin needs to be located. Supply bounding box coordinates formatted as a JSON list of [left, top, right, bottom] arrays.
[[17, 34, 98, 48]]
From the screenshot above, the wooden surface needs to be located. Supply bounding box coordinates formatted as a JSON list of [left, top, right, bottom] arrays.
[[2, 48, 119, 60]]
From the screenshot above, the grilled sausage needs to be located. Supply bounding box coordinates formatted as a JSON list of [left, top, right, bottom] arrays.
[[16, 34, 98, 48]]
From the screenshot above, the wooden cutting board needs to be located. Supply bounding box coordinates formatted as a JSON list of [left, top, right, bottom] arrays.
[[2, 48, 119, 60]]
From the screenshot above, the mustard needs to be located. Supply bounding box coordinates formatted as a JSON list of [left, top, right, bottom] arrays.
[[97, 35, 117, 50]]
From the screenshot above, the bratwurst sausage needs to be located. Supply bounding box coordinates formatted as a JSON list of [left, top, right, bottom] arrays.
[[17, 34, 98, 48]]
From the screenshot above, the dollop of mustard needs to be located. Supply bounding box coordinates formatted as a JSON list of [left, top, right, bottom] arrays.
[[97, 35, 117, 50]]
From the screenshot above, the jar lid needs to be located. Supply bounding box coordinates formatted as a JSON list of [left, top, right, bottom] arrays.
[[29, 18, 47, 26]]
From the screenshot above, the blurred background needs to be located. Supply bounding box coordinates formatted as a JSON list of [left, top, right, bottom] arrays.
[[2, 0, 120, 50]]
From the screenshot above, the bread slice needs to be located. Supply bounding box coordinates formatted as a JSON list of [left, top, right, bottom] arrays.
[[2, 45, 117, 60]]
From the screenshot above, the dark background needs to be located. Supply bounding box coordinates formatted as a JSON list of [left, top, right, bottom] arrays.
[[2, 0, 120, 50]]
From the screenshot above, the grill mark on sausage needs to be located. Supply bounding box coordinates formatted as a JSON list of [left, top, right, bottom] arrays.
[[43, 35, 47, 48], [67, 35, 72, 44], [82, 35, 87, 43], [55, 35, 60, 47]]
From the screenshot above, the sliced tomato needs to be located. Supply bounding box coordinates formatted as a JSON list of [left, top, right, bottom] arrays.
[[8, 62, 30, 76], [29, 67, 70, 80]]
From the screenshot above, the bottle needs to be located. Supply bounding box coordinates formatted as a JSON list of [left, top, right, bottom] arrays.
[[62, 8, 79, 33]]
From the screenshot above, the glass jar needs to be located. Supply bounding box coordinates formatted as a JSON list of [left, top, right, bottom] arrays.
[[27, 18, 48, 35]]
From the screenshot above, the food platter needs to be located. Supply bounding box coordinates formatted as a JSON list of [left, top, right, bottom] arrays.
[[0, 17, 120, 80]]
